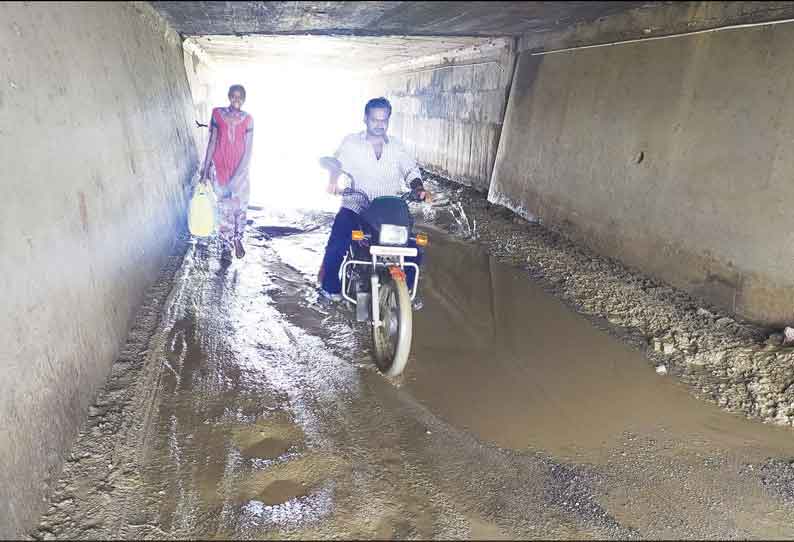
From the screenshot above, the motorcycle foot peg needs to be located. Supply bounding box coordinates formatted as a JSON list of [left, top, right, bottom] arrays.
[[356, 292, 371, 322]]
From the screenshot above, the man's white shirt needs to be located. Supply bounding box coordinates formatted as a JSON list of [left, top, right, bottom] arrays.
[[334, 131, 421, 213]]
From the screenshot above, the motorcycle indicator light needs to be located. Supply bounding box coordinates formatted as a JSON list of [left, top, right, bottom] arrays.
[[352, 230, 365, 241], [415, 233, 429, 247]]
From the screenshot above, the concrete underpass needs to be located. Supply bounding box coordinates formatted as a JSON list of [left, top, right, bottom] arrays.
[[5, 1, 794, 539]]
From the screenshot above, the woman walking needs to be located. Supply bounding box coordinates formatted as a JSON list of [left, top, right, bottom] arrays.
[[200, 84, 254, 262]]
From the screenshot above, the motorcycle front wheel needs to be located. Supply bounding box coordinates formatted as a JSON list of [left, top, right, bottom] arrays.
[[372, 275, 413, 376]]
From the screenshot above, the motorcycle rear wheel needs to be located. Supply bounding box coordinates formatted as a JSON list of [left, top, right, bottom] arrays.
[[372, 275, 413, 376]]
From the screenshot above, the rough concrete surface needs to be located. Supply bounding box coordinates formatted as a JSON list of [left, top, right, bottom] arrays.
[[490, 20, 794, 326], [182, 39, 220, 154], [186, 34, 497, 72], [151, 1, 652, 38], [378, 39, 516, 192], [0, 2, 197, 536], [521, 1, 794, 54]]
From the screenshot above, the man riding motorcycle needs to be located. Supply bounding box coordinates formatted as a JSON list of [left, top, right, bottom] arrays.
[[318, 97, 430, 307]]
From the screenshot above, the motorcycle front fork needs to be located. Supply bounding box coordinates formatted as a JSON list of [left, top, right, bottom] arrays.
[[370, 273, 381, 328]]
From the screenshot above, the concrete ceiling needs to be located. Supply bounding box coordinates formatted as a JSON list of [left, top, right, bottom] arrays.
[[151, 1, 661, 38], [186, 34, 507, 72]]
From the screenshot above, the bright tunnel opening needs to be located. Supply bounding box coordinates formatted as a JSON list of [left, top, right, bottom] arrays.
[[183, 34, 496, 212], [209, 63, 373, 211]]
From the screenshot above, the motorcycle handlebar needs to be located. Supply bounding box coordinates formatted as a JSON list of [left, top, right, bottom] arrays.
[[320, 156, 425, 203], [341, 187, 423, 203]]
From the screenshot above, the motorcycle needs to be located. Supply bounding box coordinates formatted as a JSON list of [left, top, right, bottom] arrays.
[[320, 157, 429, 377]]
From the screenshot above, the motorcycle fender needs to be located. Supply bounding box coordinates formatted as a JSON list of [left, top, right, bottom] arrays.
[[356, 292, 371, 322]]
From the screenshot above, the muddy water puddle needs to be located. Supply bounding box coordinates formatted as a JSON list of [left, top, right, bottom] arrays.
[[267, 220, 794, 465], [249, 210, 794, 539], [397, 233, 794, 463]]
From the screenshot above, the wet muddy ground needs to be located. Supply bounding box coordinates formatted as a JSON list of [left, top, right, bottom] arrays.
[[32, 185, 794, 540]]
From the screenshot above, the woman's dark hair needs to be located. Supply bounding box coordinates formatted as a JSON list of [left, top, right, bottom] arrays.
[[364, 97, 391, 118], [228, 84, 246, 99]]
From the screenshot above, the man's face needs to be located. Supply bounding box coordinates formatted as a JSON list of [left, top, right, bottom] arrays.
[[365, 108, 390, 138], [229, 91, 245, 111]]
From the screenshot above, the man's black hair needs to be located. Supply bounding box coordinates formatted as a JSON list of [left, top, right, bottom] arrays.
[[228, 84, 246, 99], [364, 97, 392, 118]]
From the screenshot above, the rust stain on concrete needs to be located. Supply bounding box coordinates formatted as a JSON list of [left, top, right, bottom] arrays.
[[77, 192, 89, 233]]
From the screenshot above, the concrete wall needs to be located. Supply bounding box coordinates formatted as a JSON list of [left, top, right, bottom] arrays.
[[182, 39, 214, 154], [0, 2, 197, 535], [489, 21, 794, 326], [182, 38, 227, 157], [373, 39, 516, 191], [521, 2, 794, 55]]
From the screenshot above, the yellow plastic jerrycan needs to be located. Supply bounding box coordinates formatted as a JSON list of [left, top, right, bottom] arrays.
[[188, 182, 216, 237]]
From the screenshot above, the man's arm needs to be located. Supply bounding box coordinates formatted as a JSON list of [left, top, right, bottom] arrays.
[[326, 136, 351, 195], [326, 153, 342, 195], [397, 143, 431, 202]]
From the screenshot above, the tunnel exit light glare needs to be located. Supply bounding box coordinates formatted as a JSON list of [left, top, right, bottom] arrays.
[[209, 62, 375, 211]]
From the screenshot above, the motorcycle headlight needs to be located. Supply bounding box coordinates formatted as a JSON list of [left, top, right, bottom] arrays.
[[379, 224, 409, 245]]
